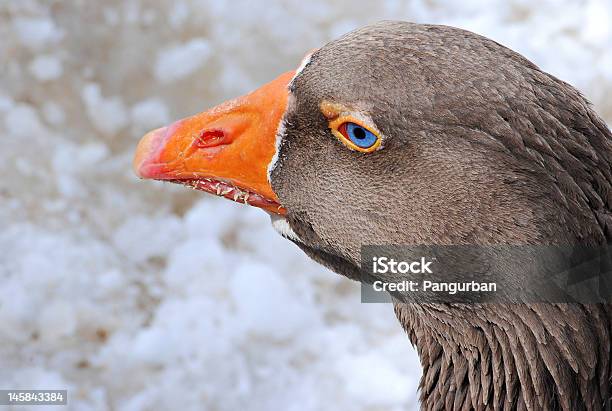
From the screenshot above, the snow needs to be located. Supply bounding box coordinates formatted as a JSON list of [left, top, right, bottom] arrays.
[[29, 55, 63, 81], [38, 301, 78, 341], [12, 17, 63, 50], [130, 98, 170, 134], [337, 352, 414, 406], [4, 103, 45, 137], [584, 1, 612, 43], [169, 2, 190, 29], [154, 39, 213, 83], [81, 83, 129, 135], [1, 1, 611, 411], [229, 260, 316, 339], [0, 94, 14, 112], [42, 102, 66, 125]]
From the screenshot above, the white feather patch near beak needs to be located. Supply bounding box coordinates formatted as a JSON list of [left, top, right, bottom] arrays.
[[271, 214, 302, 243], [267, 49, 317, 182]]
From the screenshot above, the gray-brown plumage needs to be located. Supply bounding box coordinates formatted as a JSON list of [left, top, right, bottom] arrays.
[[270, 21, 612, 410]]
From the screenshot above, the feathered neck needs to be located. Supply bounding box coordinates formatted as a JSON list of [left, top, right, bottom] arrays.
[[394, 302, 612, 410]]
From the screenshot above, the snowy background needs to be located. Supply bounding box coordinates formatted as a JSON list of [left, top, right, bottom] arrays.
[[1, 1, 611, 410]]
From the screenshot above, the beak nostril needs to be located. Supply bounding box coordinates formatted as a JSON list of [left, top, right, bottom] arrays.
[[194, 129, 227, 148]]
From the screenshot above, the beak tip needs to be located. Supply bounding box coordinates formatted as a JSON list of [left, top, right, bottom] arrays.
[[132, 151, 152, 180], [133, 127, 167, 179], [132, 162, 146, 179]]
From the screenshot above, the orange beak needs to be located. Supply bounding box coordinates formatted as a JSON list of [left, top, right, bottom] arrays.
[[133, 71, 295, 215]]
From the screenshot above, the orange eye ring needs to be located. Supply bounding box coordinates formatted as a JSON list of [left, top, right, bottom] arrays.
[[328, 116, 382, 153]]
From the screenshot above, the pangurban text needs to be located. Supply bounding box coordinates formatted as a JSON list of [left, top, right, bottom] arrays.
[[372, 280, 497, 295]]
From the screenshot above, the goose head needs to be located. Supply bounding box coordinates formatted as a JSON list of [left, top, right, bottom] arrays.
[[134, 21, 612, 410]]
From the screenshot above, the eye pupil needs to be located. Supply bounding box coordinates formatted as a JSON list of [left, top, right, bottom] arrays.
[[353, 127, 366, 140]]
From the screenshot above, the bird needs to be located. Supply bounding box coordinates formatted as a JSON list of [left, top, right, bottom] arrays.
[[134, 21, 612, 411]]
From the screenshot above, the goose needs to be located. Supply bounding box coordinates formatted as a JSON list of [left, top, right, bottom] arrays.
[[134, 21, 612, 410]]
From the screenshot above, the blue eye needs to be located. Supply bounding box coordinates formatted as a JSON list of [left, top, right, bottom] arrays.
[[339, 122, 379, 149]]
